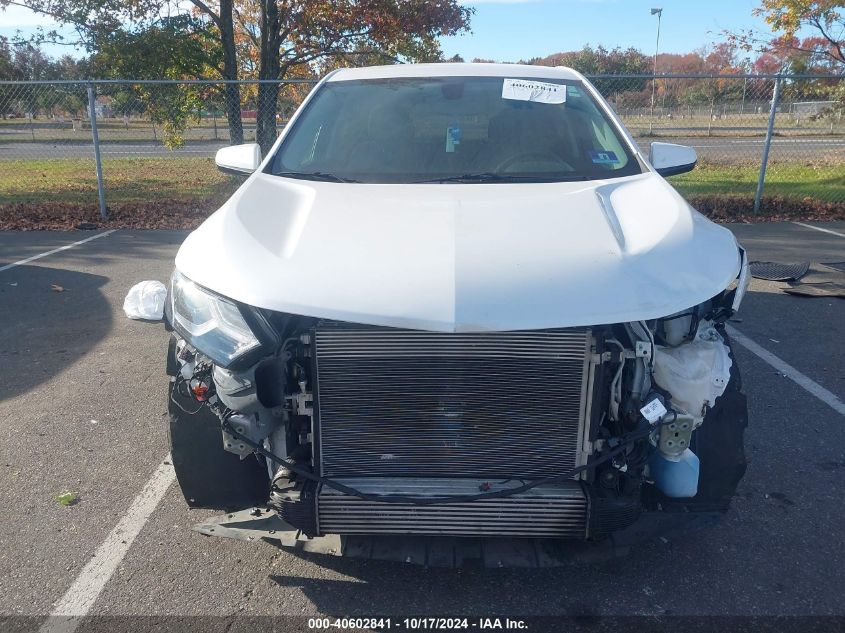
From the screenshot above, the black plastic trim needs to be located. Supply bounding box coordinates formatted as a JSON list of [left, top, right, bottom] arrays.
[[657, 161, 697, 177], [216, 164, 253, 177], [168, 379, 269, 510]]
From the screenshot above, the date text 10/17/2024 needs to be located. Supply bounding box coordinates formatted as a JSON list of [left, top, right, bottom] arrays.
[[308, 618, 529, 630]]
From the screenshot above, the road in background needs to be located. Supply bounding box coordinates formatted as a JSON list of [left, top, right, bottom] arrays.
[[0, 222, 843, 625], [1, 135, 845, 162]]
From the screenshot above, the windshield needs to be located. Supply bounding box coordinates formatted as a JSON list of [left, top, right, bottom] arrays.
[[271, 76, 642, 184]]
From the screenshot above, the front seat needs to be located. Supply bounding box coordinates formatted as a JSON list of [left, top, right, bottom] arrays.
[[484, 104, 565, 173], [347, 104, 415, 173]]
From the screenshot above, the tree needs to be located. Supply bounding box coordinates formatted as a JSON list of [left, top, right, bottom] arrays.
[[248, 1, 472, 152], [178, 0, 245, 143], [91, 16, 221, 147], [524, 45, 651, 96], [673, 44, 747, 128], [0, 0, 248, 143], [727, 1, 845, 69], [757, 0, 844, 64], [177, 0, 471, 150], [0, 40, 89, 118], [0, 37, 14, 80], [0, 37, 15, 117], [651, 52, 708, 109], [2, 0, 471, 152]]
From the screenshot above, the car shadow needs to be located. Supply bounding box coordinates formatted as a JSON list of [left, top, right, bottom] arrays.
[[263, 512, 725, 617], [266, 540, 656, 617], [0, 264, 112, 401]]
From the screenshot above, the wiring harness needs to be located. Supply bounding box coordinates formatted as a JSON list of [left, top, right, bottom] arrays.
[[219, 410, 671, 507]]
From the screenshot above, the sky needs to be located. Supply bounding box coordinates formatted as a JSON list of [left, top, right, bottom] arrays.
[[1, 0, 774, 61], [443, 0, 771, 61]]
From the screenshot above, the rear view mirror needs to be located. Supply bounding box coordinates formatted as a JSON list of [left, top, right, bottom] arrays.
[[215, 143, 262, 175], [649, 142, 697, 177]]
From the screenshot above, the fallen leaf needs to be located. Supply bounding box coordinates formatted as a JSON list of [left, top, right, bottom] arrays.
[[56, 491, 79, 506]]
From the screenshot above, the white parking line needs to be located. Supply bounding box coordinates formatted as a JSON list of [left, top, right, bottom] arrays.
[[727, 325, 845, 416], [792, 222, 845, 239], [38, 457, 175, 633], [0, 230, 116, 272]]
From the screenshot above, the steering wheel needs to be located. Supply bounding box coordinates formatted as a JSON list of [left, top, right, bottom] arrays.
[[494, 151, 572, 174]]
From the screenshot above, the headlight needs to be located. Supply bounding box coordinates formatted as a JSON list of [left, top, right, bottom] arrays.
[[169, 270, 261, 367]]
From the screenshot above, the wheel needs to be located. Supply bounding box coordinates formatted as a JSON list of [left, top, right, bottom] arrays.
[[166, 337, 269, 510]]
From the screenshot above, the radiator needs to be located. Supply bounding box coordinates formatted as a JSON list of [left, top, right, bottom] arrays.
[[317, 478, 587, 538], [313, 324, 593, 481]]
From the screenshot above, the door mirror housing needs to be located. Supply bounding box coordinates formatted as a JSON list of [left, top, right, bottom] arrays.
[[649, 142, 697, 177], [215, 143, 262, 175]]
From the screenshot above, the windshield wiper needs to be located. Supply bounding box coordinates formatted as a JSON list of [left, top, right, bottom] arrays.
[[413, 173, 589, 184], [413, 172, 512, 183], [275, 171, 360, 183]]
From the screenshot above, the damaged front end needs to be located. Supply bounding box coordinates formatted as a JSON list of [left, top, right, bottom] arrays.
[[165, 267, 748, 542]]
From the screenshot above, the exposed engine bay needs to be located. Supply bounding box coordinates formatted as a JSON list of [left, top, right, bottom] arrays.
[[166, 279, 747, 541]]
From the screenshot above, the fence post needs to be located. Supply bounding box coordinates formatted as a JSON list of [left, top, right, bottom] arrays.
[[87, 82, 108, 220], [754, 76, 782, 215]]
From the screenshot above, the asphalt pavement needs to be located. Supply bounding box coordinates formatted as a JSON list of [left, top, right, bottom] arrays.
[[0, 222, 844, 631]]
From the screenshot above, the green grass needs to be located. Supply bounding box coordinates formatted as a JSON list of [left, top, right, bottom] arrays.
[[670, 162, 845, 202], [0, 156, 238, 204], [2, 156, 844, 207]]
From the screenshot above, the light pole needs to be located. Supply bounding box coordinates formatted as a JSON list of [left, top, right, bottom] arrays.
[[650, 7, 663, 133]]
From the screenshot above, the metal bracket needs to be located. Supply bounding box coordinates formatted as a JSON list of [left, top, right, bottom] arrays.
[[192, 508, 644, 567], [657, 412, 696, 457], [193, 507, 342, 553], [635, 341, 652, 360]]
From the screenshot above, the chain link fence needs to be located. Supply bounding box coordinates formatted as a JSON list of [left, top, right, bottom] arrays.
[[1, 74, 843, 220]]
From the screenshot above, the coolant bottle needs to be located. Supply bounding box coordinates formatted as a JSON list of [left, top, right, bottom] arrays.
[[649, 448, 700, 498]]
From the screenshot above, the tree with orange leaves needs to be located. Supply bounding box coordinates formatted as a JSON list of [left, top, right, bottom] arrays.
[[727, 1, 844, 71]]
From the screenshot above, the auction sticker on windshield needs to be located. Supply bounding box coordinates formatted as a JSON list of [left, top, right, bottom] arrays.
[[501, 78, 567, 104]]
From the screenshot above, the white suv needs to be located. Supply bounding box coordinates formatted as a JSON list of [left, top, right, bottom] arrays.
[[165, 64, 749, 546]]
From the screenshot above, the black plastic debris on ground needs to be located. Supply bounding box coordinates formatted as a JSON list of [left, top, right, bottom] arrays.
[[784, 263, 845, 298], [750, 261, 845, 298], [749, 261, 810, 282], [823, 261, 845, 274]]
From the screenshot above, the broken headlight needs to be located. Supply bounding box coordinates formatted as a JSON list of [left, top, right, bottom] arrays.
[[169, 270, 261, 368]]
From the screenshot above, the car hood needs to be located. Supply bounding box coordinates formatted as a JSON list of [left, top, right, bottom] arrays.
[[175, 172, 741, 332]]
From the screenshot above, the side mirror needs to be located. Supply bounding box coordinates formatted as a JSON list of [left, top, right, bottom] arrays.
[[215, 143, 262, 175], [649, 142, 697, 177]]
